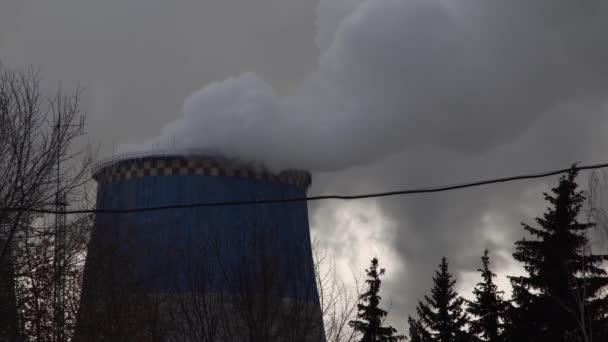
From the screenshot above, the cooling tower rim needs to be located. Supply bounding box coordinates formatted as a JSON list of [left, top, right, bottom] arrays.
[[92, 149, 311, 188]]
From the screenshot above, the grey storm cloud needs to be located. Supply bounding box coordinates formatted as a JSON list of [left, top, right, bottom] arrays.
[[0, 0, 318, 151], [2, 0, 608, 332]]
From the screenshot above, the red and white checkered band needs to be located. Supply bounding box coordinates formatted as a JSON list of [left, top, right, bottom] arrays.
[[93, 157, 311, 189]]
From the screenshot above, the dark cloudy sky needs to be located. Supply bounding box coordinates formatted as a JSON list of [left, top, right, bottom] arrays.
[[2, 0, 608, 332]]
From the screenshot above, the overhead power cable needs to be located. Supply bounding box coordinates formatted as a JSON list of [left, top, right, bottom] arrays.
[[2, 162, 608, 215]]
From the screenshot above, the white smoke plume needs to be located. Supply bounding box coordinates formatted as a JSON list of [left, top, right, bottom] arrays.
[[123, 0, 608, 172]]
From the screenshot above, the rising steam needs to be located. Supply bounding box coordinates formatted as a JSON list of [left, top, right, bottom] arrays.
[[123, 0, 608, 171]]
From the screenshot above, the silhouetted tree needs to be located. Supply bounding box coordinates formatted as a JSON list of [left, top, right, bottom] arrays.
[[466, 249, 506, 342], [0, 240, 18, 341], [0, 62, 92, 342], [508, 167, 608, 342], [314, 240, 363, 342], [414, 257, 470, 342], [585, 170, 608, 340], [407, 316, 430, 342], [349, 258, 404, 342]]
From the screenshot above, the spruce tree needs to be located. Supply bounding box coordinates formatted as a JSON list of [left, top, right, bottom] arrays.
[[407, 316, 430, 342], [508, 167, 608, 341], [349, 257, 404, 342], [414, 257, 470, 342], [466, 249, 506, 342]]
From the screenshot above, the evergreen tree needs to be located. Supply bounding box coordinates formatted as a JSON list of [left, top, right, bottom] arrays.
[[508, 167, 608, 341], [407, 316, 430, 342], [466, 249, 506, 342], [349, 257, 404, 342], [414, 257, 470, 342]]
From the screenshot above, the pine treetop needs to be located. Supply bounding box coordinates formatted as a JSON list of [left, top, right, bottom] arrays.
[[349, 257, 404, 342], [511, 168, 608, 298], [467, 249, 507, 342], [414, 257, 470, 342], [509, 167, 608, 341]]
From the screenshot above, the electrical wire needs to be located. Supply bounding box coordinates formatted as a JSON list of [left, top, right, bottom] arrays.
[[2, 162, 608, 215]]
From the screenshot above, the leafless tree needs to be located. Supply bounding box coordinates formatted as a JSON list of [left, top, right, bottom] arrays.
[[555, 170, 608, 342], [575, 170, 608, 342], [162, 236, 233, 342], [587, 170, 608, 259], [0, 62, 93, 342], [126, 225, 363, 342], [75, 214, 176, 342], [313, 240, 362, 342], [206, 225, 325, 342]]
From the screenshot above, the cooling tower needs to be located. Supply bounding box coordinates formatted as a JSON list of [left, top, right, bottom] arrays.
[[76, 151, 325, 341]]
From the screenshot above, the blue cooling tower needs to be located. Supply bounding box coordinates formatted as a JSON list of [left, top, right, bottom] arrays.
[[77, 152, 325, 341]]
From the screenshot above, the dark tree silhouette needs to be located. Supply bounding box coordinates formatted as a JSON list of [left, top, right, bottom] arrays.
[[414, 257, 470, 342], [0, 244, 18, 341], [407, 316, 430, 342], [466, 249, 506, 342], [0, 62, 92, 342], [508, 167, 608, 342], [349, 257, 404, 342]]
